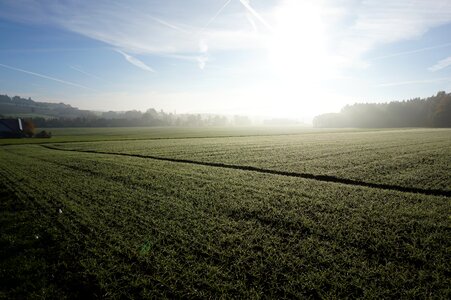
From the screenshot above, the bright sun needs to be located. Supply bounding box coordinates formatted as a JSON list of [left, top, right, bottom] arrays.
[[264, 0, 332, 118], [268, 1, 328, 85]]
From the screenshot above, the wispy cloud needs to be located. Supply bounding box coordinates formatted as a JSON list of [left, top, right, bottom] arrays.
[[0, 62, 95, 91], [115, 50, 156, 72], [39, 1, 261, 54], [377, 77, 451, 87], [0, 0, 266, 64], [197, 39, 209, 70], [0, 47, 110, 53], [69, 65, 107, 82], [197, 56, 208, 70], [1, 0, 450, 72], [428, 56, 451, 72], [150, 16, 189, 34], [326, 0, 451, 69]]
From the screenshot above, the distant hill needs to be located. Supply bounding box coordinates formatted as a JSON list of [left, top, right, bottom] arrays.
[[0, 94, 235, 127], [0, 94, 95, 119], [3, 92, 450, 128], [313, 91, 451, 128]]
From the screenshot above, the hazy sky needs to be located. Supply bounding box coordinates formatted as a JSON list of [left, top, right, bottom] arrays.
[[0, 0, 451, 121]]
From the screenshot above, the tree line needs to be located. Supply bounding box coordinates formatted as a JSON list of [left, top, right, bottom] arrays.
[[2, 92, 450, 128], [313, 91, 451, 128], [2, 109, 252, 128], [0, 94, 254, 127], [30, 113, 224, 128]]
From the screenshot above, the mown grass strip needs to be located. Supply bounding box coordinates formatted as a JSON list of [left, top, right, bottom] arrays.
[[41, 144, 451, 197]]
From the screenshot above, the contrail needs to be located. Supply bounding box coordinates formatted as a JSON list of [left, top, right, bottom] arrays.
[[429, 56, 451, 72], [370, 42, 451, 60], [115, 49, 156, 72], [246, 12, 258, 32], [238, 0, 273, 32], [114, 2, 190, 34], [151, 16, 189, 33], [201, 0, 232, 32], [0, 63, 96, 91], [69, 65, 106, 82]]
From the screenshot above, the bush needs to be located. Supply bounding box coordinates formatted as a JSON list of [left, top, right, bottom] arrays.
[[34, 130, 52, 138]]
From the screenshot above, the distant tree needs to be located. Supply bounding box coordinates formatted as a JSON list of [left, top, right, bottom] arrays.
[[233, 115, 251, 126], [101, 111, 119, 119], [313, 91, 451, 128], [1, 93, 254, 128], [34, 130, 52, 138], [124, 110, 142, 120], [0, 94, 12, 103], [22, 119, 35, 137], [432, 91, 451, 127]]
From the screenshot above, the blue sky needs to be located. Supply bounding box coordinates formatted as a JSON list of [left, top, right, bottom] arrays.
[[0, 0, 450, 121]]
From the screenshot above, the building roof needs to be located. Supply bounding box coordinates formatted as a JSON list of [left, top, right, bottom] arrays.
[[0, 119, 22, 133], [0, 118, 27, 138], [0, 122, 12, 132]]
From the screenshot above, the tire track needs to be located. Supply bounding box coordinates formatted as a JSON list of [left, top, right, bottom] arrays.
[[41, 145, 451, 197]]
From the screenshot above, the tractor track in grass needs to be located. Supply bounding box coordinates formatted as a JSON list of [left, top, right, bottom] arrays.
[[40, 144, 451, 197]]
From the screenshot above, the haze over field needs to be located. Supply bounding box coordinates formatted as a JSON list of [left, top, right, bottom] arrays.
[[1, 0, 451, 121]]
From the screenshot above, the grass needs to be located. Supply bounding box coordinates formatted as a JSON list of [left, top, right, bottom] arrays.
[[0, 127, 450, 298], [0, 126, 393, 146], [0, 126, 317, 145], [51, 128, 451, 191], [0, 180, 102, 299]]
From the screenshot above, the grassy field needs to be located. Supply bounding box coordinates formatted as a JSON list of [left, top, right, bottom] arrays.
[[1, 127, 450, 298], [0, 126, 324, 145]]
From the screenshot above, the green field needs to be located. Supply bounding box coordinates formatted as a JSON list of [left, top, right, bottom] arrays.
[[1, 127, 450, 298], [0, 126, 323, 145]]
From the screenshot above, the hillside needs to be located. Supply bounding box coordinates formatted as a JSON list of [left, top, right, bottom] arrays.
[[0, 94, 239, 127], [0, 94, 95, 119]]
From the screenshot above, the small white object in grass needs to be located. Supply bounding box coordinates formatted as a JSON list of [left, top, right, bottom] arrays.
[[35, 234, 39, 239], [58, 208, 63, 214]]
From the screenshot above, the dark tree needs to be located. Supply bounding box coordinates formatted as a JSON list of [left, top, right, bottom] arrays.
[[313, 91, 451, 128]]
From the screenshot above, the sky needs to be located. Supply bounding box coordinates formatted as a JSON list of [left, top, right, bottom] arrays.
[[0, 0, 451, 121]]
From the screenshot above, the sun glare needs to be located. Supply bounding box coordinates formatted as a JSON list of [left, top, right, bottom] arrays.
[[268, 1, 328, 85], [263, 0, 332, 118]]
